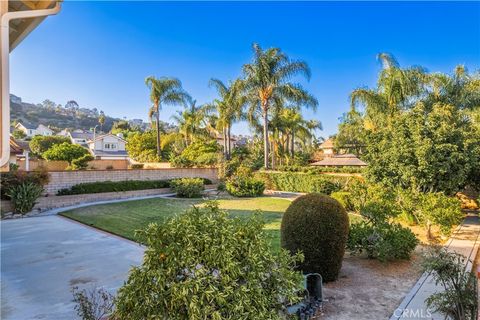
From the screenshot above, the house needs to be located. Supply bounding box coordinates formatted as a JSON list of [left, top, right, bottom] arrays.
[[9, 136, 31, 169], [87, 133, 129, 160], [14, 122, 53, 137], [215, 134, 237, 151], [319, 138, 335, 157], [310, 154, 367, 167], [56, 128, 70, 137], [69, 130, 94, 147]]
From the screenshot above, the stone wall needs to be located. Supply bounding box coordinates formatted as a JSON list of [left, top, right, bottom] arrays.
[[17, 159, 129, 171], [44, 168, 219, 194]]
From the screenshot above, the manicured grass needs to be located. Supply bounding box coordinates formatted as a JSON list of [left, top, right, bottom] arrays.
[[61, 196, 361, 250]]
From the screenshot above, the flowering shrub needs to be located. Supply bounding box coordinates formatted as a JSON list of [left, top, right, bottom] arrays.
[[114, 202, 303, 319]]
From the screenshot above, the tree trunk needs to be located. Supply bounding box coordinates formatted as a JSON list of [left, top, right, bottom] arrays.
[[223, 127, 227, 159], [291, 131, 295, 157], [227, 125, 231, 160], [263, 106, 269, 169], [155, 106, 161, 157]]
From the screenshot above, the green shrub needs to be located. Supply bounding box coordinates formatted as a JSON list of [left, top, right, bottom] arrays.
[[170, 178, 204, 198], [7, 182, 43, 214], [57, 180, 171, 195], [114, 202, 303, 319], [43, 142, 89, 164], [254, 172, 345, 195], [129, 163, 144, 169], [281, 193, 349, 281], [1, 167, 49, 199], [277, 165, 365, 174], [347, 221, 418, 262], [170, 141, 219, 168], [69, 154, 94, 170], [29, 135, 71, 157], [330, 191, 354, 211], [226, 177, 265, 197], [422, 248, 477, 320]]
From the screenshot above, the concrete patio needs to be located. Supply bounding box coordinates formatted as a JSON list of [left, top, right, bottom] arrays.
[[1, 215, 144, 320]]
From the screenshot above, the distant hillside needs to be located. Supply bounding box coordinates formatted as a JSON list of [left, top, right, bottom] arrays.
[[9, 94, 172, 133]]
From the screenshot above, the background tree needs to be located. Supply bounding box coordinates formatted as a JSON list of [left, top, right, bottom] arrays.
[[98, 114, 106, 131], [335, 107, 367, 155], [29, 136, 71, 158], [145, 76, 190, 157], [171, 98, 209, 146], [43, 142, 89, 164], [242, 43, 318, 168]]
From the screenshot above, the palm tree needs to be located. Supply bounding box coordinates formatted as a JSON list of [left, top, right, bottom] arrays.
[[350, 53, 427, 128], [145, 76, 190, 157], [242, 43, 318, 168], [98, 114, 106, 132], [171, 98, 208, 145], [208, 78, 246, 159]]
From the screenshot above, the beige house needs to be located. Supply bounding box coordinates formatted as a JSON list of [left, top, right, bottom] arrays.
[[88, 133, 128, 160], [319, 138, 335, 157], [311, 154, 367, 167]]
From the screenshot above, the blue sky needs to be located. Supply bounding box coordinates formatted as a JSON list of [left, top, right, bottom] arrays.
[[10, 1, 480, 138]]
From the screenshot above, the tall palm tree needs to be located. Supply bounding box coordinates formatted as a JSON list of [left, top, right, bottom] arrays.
[[208, 78, 246, 159], [145, 76, 190, 157], [350, 53, 427, 128], [242, 43, 318, 168], [171, 98, 208, 145]]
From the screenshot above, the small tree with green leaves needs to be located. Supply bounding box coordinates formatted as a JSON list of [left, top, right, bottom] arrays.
[[114, 202, 303, 319], [29, 135, 71, 157], [43, 142, 89, 164], [423, 248, 477, 320]]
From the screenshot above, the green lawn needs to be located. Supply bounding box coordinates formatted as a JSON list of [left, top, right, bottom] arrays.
[[61, 196, 362, 250]]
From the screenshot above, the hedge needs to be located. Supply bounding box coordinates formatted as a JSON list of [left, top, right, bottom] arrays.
[[254, 171, 348, 195], [57, 178, 213, 195]]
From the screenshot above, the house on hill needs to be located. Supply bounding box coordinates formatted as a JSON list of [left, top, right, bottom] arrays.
[[69, 130, 94, 147], [15, 122, 53, 137], [319, 138, 335, 157], [310, 153, 367, 167]]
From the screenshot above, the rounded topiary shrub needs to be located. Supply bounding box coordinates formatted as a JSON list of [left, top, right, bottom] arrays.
[[281, 193, 349, 281]]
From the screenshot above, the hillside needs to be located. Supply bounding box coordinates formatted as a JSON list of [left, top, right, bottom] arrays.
[[9, 94, 156, 133]]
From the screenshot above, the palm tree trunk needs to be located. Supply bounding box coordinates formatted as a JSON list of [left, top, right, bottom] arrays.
[[155, 106, 161, 157], [227, 125, 231, 160], [291, 131, 295, 157], [263, 106, 269, 169], [223, 127, 227, 159]]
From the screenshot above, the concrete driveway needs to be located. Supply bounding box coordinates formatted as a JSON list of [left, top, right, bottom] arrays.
[[1, 215, 144, 320]]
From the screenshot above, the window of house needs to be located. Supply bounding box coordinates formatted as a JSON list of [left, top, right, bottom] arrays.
[[104, 143, 117, 149]]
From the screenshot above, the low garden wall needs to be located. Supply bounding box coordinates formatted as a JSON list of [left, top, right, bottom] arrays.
[[17, 159, 129, 171], [44, 168, 219, 194]]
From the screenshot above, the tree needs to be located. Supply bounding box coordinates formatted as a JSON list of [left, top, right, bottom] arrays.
[[43, 142, 89, 164], [350, 53, 427, 129], [126, 131, 161, 163], [171, 98, 209, 146], [145, 76, 190, 157], [98, 114, 106, 131], [65, 100, 79, 109], [207, 78, 246, 159], [335, 107, 367, 155], [242, 43, 317, 168], [29, 136, 71, 158], [12, 129, 26, 140]]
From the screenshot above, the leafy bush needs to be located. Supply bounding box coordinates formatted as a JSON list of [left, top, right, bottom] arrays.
[[226, 177, 265, 197], [69, 154, 94, 170], [170, 178, 204, 198], [170, 141, 219, 168], [397, 190, 464, 237], [330, 191, 354, 211], [347, 221, 418, 262], [254, 172, 345, 195], [277, 165, 365, 174], [43, 142, 89, 164], [7, 182, 43, 214], [129, 163, 144, 169], [126, 131, 162, 162], [422, 248, 477, 320], [114, 202, 303, 319], [0, 167, 49, 200], [29, 135, 71, 157], [57, 179, 171, 195], [281, 193, 349, 281]]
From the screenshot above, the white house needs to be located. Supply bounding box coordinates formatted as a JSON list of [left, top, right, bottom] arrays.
[[15, 122, 53, 137], [69, 130, 94, 146], [87, 133, 128, 160]]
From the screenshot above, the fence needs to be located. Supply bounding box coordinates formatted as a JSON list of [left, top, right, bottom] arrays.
[[17, 159, 129, 171], [43, 167, 219, 194]]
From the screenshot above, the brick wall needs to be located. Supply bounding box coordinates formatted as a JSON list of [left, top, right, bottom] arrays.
[[44, 168, 219, 194], [17, 159, 129, 171]]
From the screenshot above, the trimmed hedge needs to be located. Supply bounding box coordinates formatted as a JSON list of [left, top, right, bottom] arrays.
[[254, 171, 346, 195], [277, 165, 365, 174], [281, 193, 349, 282], [226, 177, 265, 197], [57, 178, 212, 195]]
